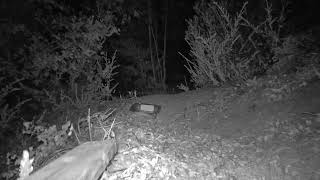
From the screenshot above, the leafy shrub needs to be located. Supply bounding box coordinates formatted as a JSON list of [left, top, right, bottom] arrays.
[[0, 77, 30, 137], [22, 121, 72, 168], [184, 1, 250, 86], [0, 21, 31, 136], [27, 13, 119, 105], [0, 0, 120, 178], [0, 0, 120, 116], [243, 0, 287, 73], [183, 0, 287, 87], [270, 34, 320, 75], [1, 120, 72, 180]]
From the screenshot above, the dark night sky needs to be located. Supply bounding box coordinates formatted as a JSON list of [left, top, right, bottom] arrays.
[[290, 0, 320, 30]]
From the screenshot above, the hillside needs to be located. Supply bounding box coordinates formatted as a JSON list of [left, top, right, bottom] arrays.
[[106, 72, 320, 179]]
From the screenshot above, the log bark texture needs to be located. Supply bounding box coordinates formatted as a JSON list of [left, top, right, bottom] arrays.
[[24, 140, 118, 180]]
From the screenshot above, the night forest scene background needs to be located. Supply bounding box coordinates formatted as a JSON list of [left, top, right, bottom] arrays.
[[1, 0, 320, 179]]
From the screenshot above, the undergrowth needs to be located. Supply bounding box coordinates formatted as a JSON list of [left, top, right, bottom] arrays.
[[0, 0, 120, 179], [182, 0, 291, 87]]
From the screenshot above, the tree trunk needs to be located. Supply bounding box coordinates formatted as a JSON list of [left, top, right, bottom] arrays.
[[162, 0, 168, 90], [148, 0, 156, 83], [151, 27, 162, 83]]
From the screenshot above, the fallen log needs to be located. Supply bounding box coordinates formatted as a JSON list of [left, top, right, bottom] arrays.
[[24, 140, 118, 180]]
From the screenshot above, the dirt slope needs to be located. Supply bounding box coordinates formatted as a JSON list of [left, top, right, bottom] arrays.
[[113, 75, 319, 179]]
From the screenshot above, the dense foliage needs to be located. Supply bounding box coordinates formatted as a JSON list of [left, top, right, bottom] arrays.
[[184, 0, 288, 86], [0, 0, 120, 178]]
